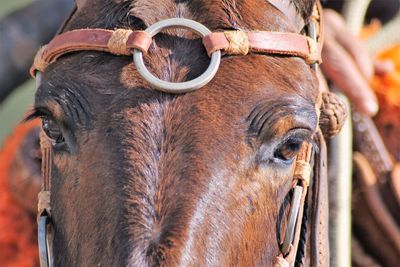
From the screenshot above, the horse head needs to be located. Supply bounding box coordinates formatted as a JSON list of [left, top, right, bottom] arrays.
[[31, 0, 321, 265]]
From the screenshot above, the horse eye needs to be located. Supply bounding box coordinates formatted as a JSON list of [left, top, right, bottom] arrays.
[[274, 138, 303, 161], [42, 117, 65, 144]]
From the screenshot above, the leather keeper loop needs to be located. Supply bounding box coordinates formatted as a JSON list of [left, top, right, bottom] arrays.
[[224, 31, 249, 55], [38, 191, 51, 216], [294, 160, 312, 187], [293, 142, 313, 187], [306, 37, 321, 65], [127, 31, 152, 54], [107, 29, 133, 55]]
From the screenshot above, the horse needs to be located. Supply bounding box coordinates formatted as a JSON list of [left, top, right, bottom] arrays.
[[28, 0, 333, 266]]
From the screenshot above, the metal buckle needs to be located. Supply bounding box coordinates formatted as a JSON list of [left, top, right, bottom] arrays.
[[133, 18, 221, 93]]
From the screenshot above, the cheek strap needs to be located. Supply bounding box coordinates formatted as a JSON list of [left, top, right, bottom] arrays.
[[38, 130, 52, 218]]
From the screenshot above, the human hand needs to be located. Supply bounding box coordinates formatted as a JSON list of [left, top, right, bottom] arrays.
[[320, 9, 393, 116]]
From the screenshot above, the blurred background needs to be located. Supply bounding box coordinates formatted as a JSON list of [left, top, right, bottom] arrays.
[[0, 0, 34, 143], [0, 0, 74, 143]]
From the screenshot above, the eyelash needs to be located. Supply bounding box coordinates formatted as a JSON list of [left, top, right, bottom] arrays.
[[273, 130, 313, 161], [25, 108, 68, 149], [24, 107, 51, 122]]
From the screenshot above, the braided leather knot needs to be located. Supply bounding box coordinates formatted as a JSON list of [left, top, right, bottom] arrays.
[[224, 31, 250, 55], [319, 91, 348, 139], [107, 29, 133, 55]]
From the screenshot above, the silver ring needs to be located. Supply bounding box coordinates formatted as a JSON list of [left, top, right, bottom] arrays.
[[133, 18, 221, 93]]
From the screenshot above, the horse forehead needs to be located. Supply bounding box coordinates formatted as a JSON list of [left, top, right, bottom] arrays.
[[109, 60, 316, 140], [106, 56, 316, 124]]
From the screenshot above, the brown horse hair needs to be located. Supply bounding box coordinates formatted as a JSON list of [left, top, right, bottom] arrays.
[[33, 0, 319, 266]]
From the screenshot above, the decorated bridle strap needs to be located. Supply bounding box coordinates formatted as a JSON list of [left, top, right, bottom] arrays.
[[30, 28, 321, 77], [203, 31, 321, 64]]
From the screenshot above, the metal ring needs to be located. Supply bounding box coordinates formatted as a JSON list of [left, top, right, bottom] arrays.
[[133, 18, 221, 93]]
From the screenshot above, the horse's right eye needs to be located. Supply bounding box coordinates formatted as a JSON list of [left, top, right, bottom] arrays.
[[42, 117, 65, 144], [274, 138, 303, 162]]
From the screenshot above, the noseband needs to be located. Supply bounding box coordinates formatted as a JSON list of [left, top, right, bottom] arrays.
[[33, 1, 328, 266]]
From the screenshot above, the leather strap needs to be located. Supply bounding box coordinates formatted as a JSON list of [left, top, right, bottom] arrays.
[[203, 31, 321, 64], [310, 129, 330, 267], [30, 29, 152, 76]]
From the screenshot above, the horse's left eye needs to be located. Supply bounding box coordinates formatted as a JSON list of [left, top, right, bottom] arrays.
[[274, 138, 303, 161], [42, 117, 65, 144]]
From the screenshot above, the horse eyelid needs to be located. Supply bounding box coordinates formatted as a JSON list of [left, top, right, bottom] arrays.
[[276, 128, 312, 148], [23, 107, 52, 122]]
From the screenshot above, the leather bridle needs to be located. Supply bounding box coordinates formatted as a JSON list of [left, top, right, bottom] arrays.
[[33, 1, 327, 267]]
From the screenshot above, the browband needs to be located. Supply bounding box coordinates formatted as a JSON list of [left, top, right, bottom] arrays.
[[203, 31, 320, 62], [30, 2, 323, 77]]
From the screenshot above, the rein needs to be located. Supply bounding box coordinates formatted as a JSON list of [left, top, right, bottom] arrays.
[[32, 1, 339, 266]]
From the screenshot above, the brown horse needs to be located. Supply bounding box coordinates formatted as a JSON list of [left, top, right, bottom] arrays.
[[30, 0, 321, 265]]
